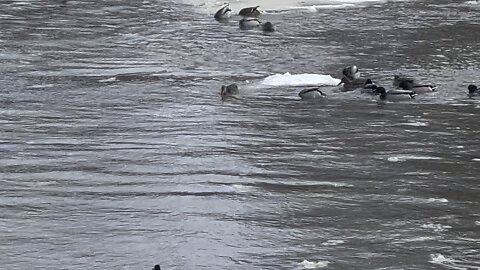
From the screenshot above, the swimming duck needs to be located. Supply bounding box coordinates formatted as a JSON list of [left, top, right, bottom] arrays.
[[214, 4, 232, 21], [298, 87, 327, 100], [152, 265, 161, 270], [468, 84, 479, 97], [239, 6, 261, 17], [338, 77, 373, 92], [262, 21, 275, 32], [398, 80, 437, 94], [360, 79, 380, 95], [337, 66, 367, 91], [375, 87, 416, 101], [342, 65, 361, 80], [239, 17, 261, 30], [221, 83, 239, 100]]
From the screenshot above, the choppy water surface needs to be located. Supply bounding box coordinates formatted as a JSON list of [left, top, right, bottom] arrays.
[[1, 0, 480, 269]]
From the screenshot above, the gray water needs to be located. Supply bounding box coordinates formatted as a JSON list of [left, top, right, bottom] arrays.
[[1, 0, 480, 269]]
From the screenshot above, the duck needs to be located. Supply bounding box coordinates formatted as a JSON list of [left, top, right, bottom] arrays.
[[360, 79, 380, 95], [214, 3, 232, 21], [239, 17, 261, 30], [468, 84, 479, 97], [342, 65, 361, 80], [298, 87, 327, 100], [152, 265, 161, 270], [375, 87, 416, 101], [338, 76, 375, 92], [337, 66, 366, 91], [239, 6, 261, 17], [398, 80, 437, 94], [221, 83, 239, 100], [262, 21, 275, 32]]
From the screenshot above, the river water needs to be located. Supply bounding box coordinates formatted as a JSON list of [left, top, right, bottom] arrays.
[[1, 0, 479, 269]]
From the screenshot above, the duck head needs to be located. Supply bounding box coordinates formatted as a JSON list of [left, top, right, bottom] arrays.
[[342, 66, 360, 80], [262, 21, 275, 32], [468, 84, 478, 95], [221, 83, 239, 100], [375, 87, 387, 100]]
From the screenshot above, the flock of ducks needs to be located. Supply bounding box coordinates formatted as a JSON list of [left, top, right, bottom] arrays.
[[214, 4, 275, 32], [213, 4, 479, 102], [220, 65, 480, 102], [294, 66, 433, 102]]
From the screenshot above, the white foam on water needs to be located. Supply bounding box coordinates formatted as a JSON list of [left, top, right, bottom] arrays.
[[472, 158, 480, 162], [261, 72, 341, 87], [274, 180, 353, 188], [297, 259, 330, 269], [394, 121, 429, 127], [387, 154, 442, 162], [98, 77, 118, 83], [231, 184, 254, 193], [421, 223, 452, 232], [27, 84, 56, 89], [429, 253, 454, 265], [398, 236, 437, 242], [321, 239, 345, 246], [286, 3, 356, 11], [316, 181, 353, 188], [426, 198, 449, 203]]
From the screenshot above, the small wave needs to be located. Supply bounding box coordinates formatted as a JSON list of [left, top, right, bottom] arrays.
[[394, 121, 429, 127], [286, 3, 355, 12], [261, 72, 340, 87], [421, 223, 452, 232], [230, 184, 254, 193], [387, 155, 442, 162], [322, 239, 345, 246], [465, 0, 480, 5], [98, 77, 118, 83], [297, 259, 329, 269], [396, 236, 436, 243], [475, 221, 480, 226], [472, 158, 480, 162], [426, 198, 449, 203], [310, 4, 356, 10], [27, 84, 56, 89]]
